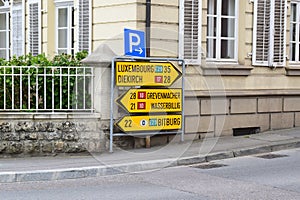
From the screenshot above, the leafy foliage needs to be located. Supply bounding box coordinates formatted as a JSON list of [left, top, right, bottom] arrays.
[[0, 51, 91, 112]]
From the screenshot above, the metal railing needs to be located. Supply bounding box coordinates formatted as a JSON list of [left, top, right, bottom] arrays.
[[0, 66, 94, 112]]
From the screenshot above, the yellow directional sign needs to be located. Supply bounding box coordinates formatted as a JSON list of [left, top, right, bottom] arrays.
[[116, 88, 182, 113], [115, 61, 182, 86], [116, 115, 182, 132]]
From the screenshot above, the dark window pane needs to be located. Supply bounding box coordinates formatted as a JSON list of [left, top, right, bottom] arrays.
[[207, 38, 216, 58], [207, 0, 217, 15], [207, 17, 217, 37], [222, 0, 235, 16], [290, 43, 296, 61], [221, 40, 235, 59], [221, 18, 235, 37]]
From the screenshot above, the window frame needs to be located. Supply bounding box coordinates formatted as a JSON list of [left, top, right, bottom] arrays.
[[55, 0, 74, 55], [0, 3, 10, 60], [290, 1, 300, 64], [252, 0, 287, 67], [206, 0, 239, 62], [179, 0, 202, 65], [11, 0, 25, 57]]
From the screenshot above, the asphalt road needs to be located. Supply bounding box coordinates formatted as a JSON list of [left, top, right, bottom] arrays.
[[1, 148, 299, 200]]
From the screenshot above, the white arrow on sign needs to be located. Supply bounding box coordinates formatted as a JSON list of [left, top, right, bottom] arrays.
[[135, 47, 143, 55]]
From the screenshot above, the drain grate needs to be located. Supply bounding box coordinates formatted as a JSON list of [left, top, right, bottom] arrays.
[[192, 163, 228, 169], [233, 127, 260, 136], [256, 154, 288, 159]]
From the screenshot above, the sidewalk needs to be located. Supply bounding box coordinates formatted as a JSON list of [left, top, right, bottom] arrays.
[[1, 128, 300, 183]]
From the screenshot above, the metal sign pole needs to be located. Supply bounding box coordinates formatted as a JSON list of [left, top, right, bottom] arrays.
[[181, 59, 185, 142], [109, 58, 116, 153]]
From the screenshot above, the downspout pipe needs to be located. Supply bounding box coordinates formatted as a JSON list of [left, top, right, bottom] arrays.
[[146, 0, 151, 57]]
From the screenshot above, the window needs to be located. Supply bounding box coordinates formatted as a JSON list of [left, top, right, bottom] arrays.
[[11, 0, 25, 57], [29, 0, 41, 56], [252, 0, 286, 67], [0, 0, 10, 59], [0, 0, 25, 60], [206, 0, 238, 61], [179, 0, 201, 64], [55, 1, 74, 55], [78, 0, 91, 53], [290, 1, 300, 63]]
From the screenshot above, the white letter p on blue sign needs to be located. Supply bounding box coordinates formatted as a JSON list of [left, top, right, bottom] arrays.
[[124, 28, 146, 58]]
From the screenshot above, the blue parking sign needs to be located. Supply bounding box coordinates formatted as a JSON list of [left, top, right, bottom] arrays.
[[124, 28, 146, 57]]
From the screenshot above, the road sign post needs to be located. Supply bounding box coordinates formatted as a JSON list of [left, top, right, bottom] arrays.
[[110, 57, 185, 152]]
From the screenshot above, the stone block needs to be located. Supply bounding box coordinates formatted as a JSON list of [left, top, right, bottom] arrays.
[[7, 142, 23, 154], [62, 132, 79, 141], [295, 113, 300, 127], [34, 122, 55, 132], [64, 142, 87, 153], [41, 141, 54, 153], [134, 138, 146, 148], [0, 141, 9, 153], [20, 132, 39, 140], [0, 122, 12, 132], [150, 135, 169, 147], [233, 146, 272, 157], [200, 98, 228, 115], [15, 122, 34, 132], [24, 141, 40, 154], [206, 151, 234, 162], [54, 141, 65, 152], [185, 98, 200, 116], [76, 122, 97, 132], [46, 132, 62, 141], [1, 132, 20, 141], [177, 156, 206, 165], [230, 98, 257, 114], [270, 113, 294, 130], [258, 98, 282, 113], [185, 116, 214, 133], [284, 97, 300, 112], [215, 114, 269, 136]]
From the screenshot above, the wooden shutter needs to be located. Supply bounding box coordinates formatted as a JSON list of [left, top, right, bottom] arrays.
[[78, 0, 90, 52], [180, 0, 201, 64], [29, 0, 41, 56], [253, 0, 286, 66], [11, 0, 24, 57], [273, 0, 286, 65]]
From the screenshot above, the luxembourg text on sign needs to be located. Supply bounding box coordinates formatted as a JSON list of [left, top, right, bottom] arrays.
[[116, 115, 182, 132], [116, 88, 182, 113], [115, 61, 182, 86]]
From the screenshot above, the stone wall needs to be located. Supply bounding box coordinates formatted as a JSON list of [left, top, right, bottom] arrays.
[[0, 114, 107, 157], [185, 91, 300, 137]]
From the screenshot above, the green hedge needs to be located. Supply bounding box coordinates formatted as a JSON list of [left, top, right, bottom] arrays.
[[0, 51, 88, 67], [0, 51, 91, 111]]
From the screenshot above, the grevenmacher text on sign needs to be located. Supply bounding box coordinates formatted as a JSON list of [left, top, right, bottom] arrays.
[[116, 88, 182, 113]]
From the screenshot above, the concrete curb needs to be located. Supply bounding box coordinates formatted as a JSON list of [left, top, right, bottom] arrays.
[[1, 140, 300, 183]]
